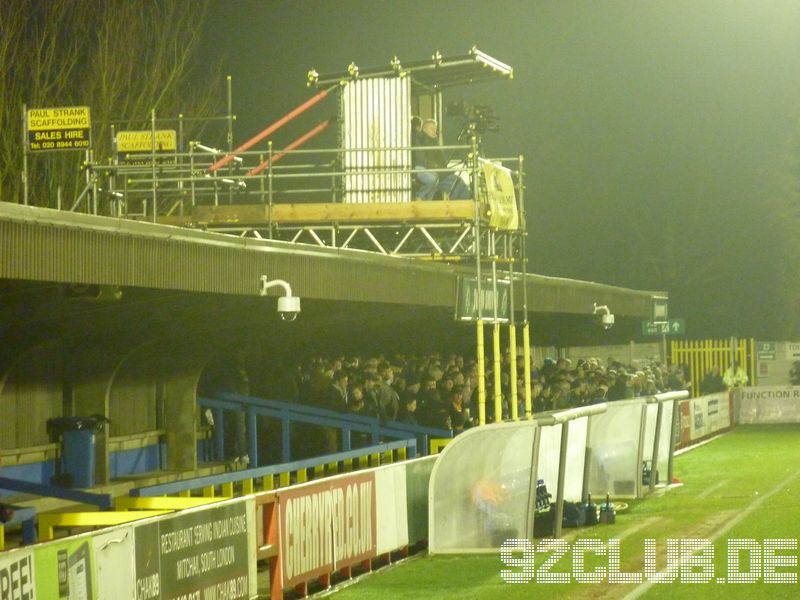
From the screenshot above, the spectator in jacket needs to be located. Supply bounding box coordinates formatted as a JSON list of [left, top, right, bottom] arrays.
[[723, 360, 748, 389]]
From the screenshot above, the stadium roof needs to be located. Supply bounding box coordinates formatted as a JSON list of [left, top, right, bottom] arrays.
[[0, 201, 662, 321], [309, 47, 513, 89]]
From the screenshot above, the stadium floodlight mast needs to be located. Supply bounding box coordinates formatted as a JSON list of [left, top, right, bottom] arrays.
[[259, 275, 301, 321]]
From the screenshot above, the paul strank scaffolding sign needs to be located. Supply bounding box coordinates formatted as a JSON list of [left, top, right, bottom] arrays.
[[26, 107, 91, 152]]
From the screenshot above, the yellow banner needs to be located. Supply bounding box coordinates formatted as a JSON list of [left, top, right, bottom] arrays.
[[117, 130, 177, 153], [480, 159, 519, 230], [27, 106, 90, 131]]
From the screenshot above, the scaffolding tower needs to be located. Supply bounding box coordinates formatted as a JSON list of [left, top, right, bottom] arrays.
[[79, 48, 531, 424]]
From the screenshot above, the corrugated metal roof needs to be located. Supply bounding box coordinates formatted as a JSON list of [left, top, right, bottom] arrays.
[[311, 48, 513, 89], [0, 202, 664, 317]]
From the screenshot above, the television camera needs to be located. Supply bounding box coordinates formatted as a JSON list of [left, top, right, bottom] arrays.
[[446, 100, 499, 142]]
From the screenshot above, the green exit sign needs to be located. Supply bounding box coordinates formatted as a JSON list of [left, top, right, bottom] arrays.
[[757, 342, 776, 360], [642, 319, 686, 336]]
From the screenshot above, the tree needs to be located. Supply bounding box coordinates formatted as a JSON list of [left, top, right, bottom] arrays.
[[0, 0, 221, 207]]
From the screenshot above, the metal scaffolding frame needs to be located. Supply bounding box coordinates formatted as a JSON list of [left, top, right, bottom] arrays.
[[26, 49, 531, 425]]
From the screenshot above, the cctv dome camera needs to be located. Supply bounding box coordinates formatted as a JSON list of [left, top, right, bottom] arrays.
[[593, 303, 614, 329], [277, 295, 300, 321], [260, 277, 301, 322]]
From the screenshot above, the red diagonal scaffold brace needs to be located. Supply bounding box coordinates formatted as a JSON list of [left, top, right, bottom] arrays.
[[207, 86, 334, 173], [246, 119, 331, 176]]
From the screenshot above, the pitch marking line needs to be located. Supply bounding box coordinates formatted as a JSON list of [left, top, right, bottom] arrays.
[[623, 466, 800, 599], [695, 479, 729, 499], [615, 517, 665, 542], [562, 516, 662, 544], [674, 431, 730, 457]]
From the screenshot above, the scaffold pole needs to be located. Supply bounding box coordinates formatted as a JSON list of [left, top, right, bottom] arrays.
[[247, 119, 331, 176], [208, 87, 333, 173], [477, 321, 486, 426]]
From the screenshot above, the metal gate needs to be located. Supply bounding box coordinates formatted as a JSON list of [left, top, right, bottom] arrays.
[[670, 337, 755, 397]]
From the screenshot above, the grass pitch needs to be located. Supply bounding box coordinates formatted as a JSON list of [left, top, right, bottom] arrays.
[[331, 424, 800, 599]]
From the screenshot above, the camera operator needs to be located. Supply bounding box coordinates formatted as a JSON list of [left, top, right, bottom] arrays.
[[412, 118, 471, 201]]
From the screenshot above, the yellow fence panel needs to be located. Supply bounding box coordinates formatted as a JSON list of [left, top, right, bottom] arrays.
[[429, 438, 452, 454], [39, 510, 171, 541], [671, 337, 754, 397], [114, 496, 224, 511]]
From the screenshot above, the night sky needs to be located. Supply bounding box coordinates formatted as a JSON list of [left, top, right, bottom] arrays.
[[200, 1, 800, 339]]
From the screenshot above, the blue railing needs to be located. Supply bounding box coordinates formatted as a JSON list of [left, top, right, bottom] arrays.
[[130, 438, 416, 497], [198, 393, 451, 466], [0, 504, 37, 547], [0, 476, 112, 509], [0, 476, 113, 547]]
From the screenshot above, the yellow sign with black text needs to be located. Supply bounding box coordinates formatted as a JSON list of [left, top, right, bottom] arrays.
[[117, 130, 177, 153], [27, 106, 91, 152], [479, 159, 519, 231], [117, 130, 177, 165]]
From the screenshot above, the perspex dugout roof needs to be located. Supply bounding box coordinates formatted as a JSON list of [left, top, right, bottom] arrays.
[[308, 47, 513, 89]]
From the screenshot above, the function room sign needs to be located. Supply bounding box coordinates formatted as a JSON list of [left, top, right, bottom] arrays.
[[27, 106, 91, 152]]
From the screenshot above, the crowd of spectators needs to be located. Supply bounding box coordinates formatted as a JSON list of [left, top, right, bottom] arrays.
[[207, 350, 748, 463], [265, 352, 698, 433]]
